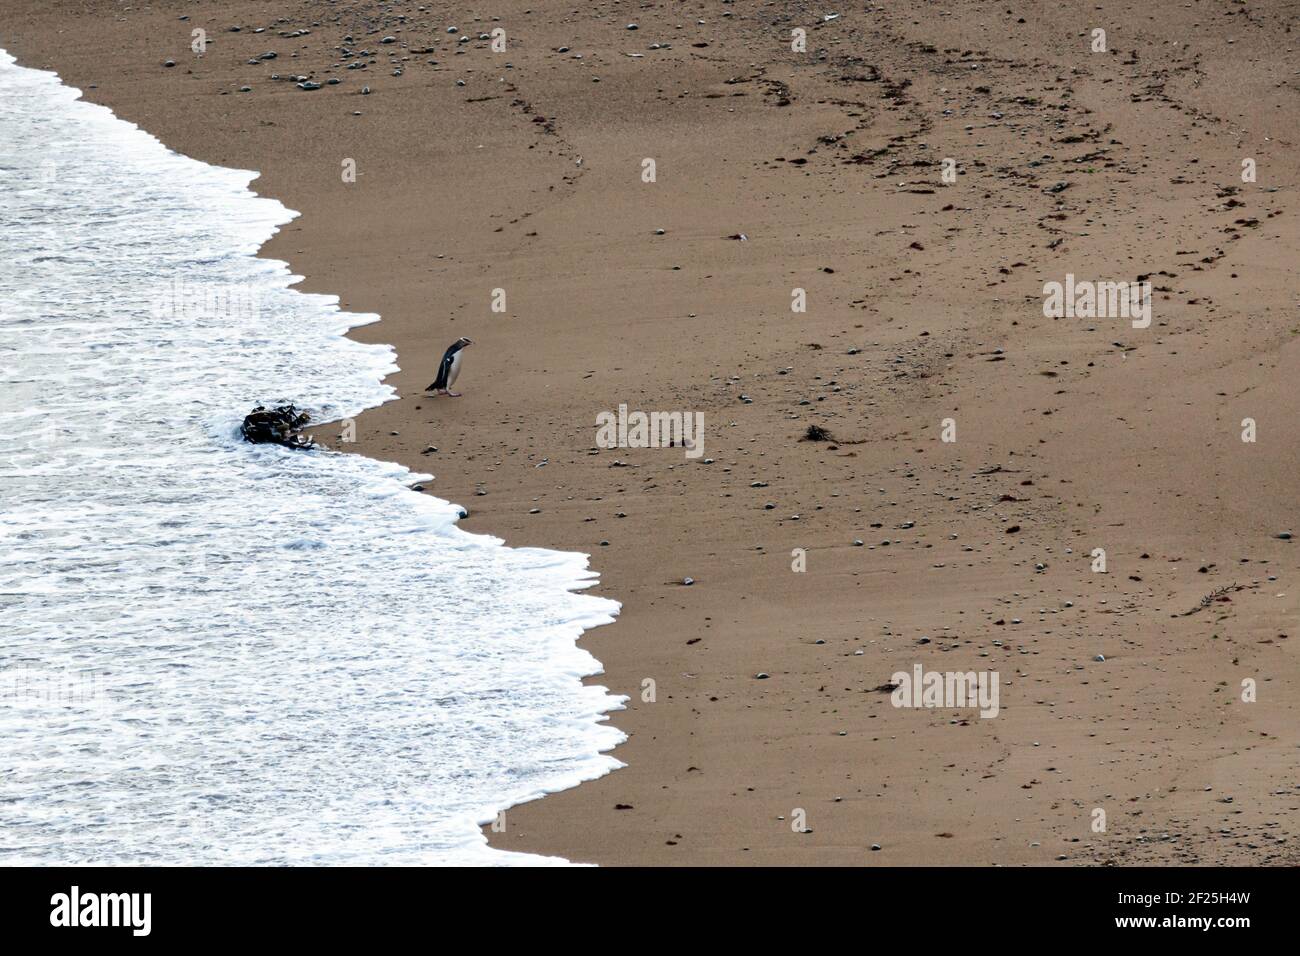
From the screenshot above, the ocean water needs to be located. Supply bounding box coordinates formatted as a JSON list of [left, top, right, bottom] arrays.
[[0, 48, 623, 865]]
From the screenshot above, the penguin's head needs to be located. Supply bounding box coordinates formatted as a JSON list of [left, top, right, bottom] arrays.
[[458, 337, 472, 348]]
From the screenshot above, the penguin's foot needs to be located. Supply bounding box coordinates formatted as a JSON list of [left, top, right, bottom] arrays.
[[447, 391, 462, 397]]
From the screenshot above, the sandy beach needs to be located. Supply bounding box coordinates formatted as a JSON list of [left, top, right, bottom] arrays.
[[5, 0, 1297, 865]]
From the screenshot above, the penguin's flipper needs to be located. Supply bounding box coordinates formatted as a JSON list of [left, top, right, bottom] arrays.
[[426, 345, 457, 392]]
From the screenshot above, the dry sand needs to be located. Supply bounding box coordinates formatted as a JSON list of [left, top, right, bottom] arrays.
[[4, 0, 1297, 865]]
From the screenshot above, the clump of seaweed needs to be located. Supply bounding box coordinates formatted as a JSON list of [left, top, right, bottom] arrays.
[[240, 404, 314, 449]]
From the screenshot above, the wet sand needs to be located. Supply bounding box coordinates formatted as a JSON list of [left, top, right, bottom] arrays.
[[4, 0, 1297, 864]]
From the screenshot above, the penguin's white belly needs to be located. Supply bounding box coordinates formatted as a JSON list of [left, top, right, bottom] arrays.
[[447, 351, 464, 387]]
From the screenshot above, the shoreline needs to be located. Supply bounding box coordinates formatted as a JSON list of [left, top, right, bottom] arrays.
[[4, 0, 1298, 865], [0, 38, 628, 864]]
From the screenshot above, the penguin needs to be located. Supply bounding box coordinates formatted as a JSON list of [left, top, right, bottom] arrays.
[[425, 337, 472, 396]]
